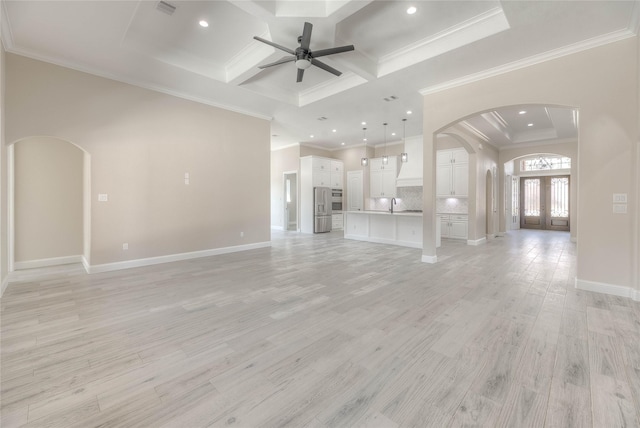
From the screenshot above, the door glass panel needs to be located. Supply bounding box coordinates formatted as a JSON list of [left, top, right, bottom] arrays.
[[550, 177, 569, 217], [512, 177, 519, 223], [523, 178, 540, 216]]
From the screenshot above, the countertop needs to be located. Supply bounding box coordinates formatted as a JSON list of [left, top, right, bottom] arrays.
[[437, 212, 468, 216], [348, 210, 423, 217]]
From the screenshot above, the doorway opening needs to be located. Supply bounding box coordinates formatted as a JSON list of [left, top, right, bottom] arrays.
[[521, 175, 570, 231], [283, 172, 298, 231]]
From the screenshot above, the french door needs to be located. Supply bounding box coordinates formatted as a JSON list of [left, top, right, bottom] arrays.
[[520, 176, 570, 231]]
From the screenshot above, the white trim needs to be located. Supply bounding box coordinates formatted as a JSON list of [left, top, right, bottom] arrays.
[[467, 237, 487, 246], [1, 276, 9, 298], [86, 242, 271, 274], [419, 29, 635, 96], [14, 255, 84, 270], [421, 254, 437, 264], [575, 277, 640, 302], [81, 255, 90, 273], [570, 237, 577, 243], [271, 225, 284, 231]]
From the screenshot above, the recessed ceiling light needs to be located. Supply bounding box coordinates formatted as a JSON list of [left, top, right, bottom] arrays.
[[361, 121, 367, 125], [392, 132, 396, 136], [519, 110, 527, 115], [310, 134, 314, 138], [332, 129, 337, 133], [199, 20, 209, 28], [406, 110, 412, 115], [341, 142, 345, 146], [363, 138, 367, 141], [407, 6, 417, 15], [527, 123, 533, 127]]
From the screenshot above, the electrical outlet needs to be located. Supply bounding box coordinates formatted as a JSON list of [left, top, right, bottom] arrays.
[[98, 193, 108, 202], [122, 243, 129, 250], [613, 193, 627, 203], [613, 204, 627, 214]]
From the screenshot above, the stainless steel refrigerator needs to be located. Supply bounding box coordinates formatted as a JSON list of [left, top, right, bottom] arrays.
[[314, 187, 332, 233]]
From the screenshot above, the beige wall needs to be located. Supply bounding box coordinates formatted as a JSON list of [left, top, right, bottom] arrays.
[[271, 145, 300, 229], [299, 145, 333, 158], [373, 141, 404, 158], [6, 54, 270, 266], [333, 144, 374, 208], [14, 137, 83, 262], [1, 41, 7, 292], [422, 37, 638, 292]]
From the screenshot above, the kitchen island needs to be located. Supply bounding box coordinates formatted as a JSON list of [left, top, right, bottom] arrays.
[[344, 210, 426, 249]]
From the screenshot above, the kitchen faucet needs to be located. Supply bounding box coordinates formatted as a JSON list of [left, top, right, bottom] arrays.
[[390, 198, 397, 214]]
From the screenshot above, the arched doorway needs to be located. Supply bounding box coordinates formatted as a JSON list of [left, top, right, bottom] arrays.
[[10, 136, 91, 271]]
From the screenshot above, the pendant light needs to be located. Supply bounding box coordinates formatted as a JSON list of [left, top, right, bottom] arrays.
[[400, 118, 408, 162], [382, 122, 388, 165], [361, 127, 368, 166]]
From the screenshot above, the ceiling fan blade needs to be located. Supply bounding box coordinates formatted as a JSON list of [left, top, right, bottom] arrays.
[[297, 68, 305, 83], [253, 36, 295, 55], [311, 58, 342, 76], [300, 22, 313, 50], [258, 56, 295, 69], [311, 45, 354, 58]]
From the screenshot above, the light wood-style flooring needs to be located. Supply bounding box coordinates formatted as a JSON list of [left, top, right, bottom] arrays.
[[2, 230, 640, 427]]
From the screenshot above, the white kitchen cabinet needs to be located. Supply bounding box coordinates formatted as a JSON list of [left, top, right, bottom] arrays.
[[439, 214, 468, 240], [312, 157, 331, 172], [332, 213, 344, 230], [330, 161, 343, 188], [437, 149, 468, 197], [369, 156, 399, 198], [312, 170, 331, 187]]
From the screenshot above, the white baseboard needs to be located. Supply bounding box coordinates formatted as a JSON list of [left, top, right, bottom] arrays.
[[421, 254, 437, 264], [1, 275, 9, 298], [81, 255, 90, 274], [575, 277, 640, 302], [486, 233, 496, 240], [87, 241, 271, 274], [570, 236, 577, 243], [467, 237, 487, 246], [271, 225, 284, 231], [14, 255, 84, 270], [496, 232, 505, 237]]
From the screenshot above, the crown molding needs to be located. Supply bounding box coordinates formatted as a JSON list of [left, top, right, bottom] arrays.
[[378, 7, 510, 77], [419, 29, 635, 96], [497, 137, 578, 152]]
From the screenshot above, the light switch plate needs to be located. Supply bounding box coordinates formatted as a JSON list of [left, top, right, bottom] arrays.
[[98, 193, 108, 202], [613, 193, 627, 203], [613, 204, 627, 214]]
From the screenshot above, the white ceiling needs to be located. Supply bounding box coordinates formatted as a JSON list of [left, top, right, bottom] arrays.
[[1, 0, 638, 150]]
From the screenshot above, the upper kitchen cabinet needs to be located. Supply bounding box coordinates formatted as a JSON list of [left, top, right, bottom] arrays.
[[370, 156, 399, 198], [330, 160, 344, 189], [311, 157, 331, 188], [436, 149, 469, 197]]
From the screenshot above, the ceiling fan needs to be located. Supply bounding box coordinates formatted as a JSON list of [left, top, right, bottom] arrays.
[[254, 22, 354, 83]]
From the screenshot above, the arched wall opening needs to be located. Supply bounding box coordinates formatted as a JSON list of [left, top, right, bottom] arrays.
[[9, 136, 91, 271], [421, 37, 637, 295]]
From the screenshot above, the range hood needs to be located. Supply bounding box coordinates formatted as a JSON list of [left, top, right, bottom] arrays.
[[396, 135, 423, 187]]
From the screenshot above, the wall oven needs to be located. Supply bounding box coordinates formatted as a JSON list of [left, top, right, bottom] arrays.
[[331, 188, 343, 211]]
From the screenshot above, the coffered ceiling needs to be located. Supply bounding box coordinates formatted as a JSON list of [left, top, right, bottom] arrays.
[[1, 1, 638, 150]]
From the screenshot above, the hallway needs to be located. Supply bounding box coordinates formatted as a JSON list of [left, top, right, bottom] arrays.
[[1, 230, 639, 427]]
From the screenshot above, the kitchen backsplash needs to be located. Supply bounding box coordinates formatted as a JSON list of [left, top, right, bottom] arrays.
[[369, 186, 423, 211], [437, 197, 468, 214]]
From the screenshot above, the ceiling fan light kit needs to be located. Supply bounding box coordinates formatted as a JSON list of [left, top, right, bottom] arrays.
[[254, 22, 354, 82]]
